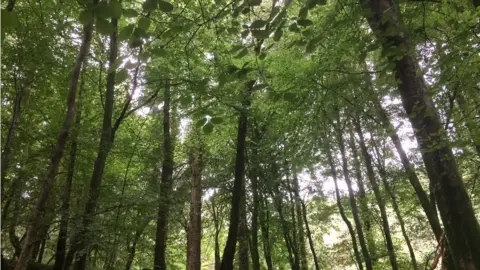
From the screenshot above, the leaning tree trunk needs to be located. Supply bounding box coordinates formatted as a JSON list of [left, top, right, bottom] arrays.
[[325, 145, 364, 270], [154, 80, 174, 270], [372, 142, 418, 270], [186, 143, 203, 270], [354, 118, 398, 270], [334, 118, 373, 270], [348, 126, 377, 261], [360, 0, 480, 268], [13, 2, 96, 268], [300, 199, 320, 270], [69, 16, 118, 270], [53, 63, 86, 270], [219, 81, 253, 270]]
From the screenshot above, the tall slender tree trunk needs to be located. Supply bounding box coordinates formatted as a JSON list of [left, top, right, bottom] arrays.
[[325, 146, 363, 270], [186, 144, 203, 270], [53, 63, 86, 270], [154, 80, 174, 270], [13, 3, 96, 268], [248, 142, 261, 270], [300, 199, 320, 270], [126, 217, 151, 270], [67, 17, 118, 270], [371, 92, 444, 240], [372, 142, 418, 270], [211, 201, 222, 270], [219, 81, 253, 270], [238, 178, 249, 270], [259, 194, 273, 270], [334, 118, 373, 270], [292, 170, 308, 270], [354, 118, 398, 270], [348, 127, 377, 261], [360, 0, 480, 268], [271, 189, 297, 270]]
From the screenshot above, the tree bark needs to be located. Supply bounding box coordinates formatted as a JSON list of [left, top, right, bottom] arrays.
[[219, 81, 253, 270], [292, 170, 308, 270], [248, 142, 261, 270], [300, 199, 320, 270], [238, 178, 249, 270], [354, 118, 398, 270], [259, 193, 273, 270], [126, 217, 152, 270], [372, 142, 418, 270], [326, 145, 364, 270], [13, 3, 96, 268], [348, 127, 377, 261], [186, 145, 203, 270], [334, 117, 373, 270], [360, 0, 480, 268], [53, 63, 86, 270], [154, 80, 174, 270]]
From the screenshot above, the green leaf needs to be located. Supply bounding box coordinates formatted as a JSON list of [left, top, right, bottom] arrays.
[[138, 17, 151, 30], [139, 51, 151, 62], [258, 52, 266, 60], [306, 40, 317, 53], [123, 8, 139, 17], [251, 30, 269, 39], [115, 69, 129, 84], [133, 27, 148, 38], [273, 29, 283, 41], [289, 23, 300, 33], [251, 20, 267, 29], [196, 118, 207, 128], [297, 19, 313, 27], [246, 0, 262, 6], [109, 0, 123, 18], [78, 10, 93, 25], [94, 2, 111, 19], [128, 37, 143, 48], [96, 18, 114, 35], [210, 117, 223, 124], [151, 47, 167, 56], [158, 1, 174, 12], [230, 45, 244, 53], [227, 65, 239, 74], [143, 0, 158, 11], [235, 48, 248, 59], [118, 24, 135, 41], [203, 122, 214, 134], [241, 30, 249, 38]]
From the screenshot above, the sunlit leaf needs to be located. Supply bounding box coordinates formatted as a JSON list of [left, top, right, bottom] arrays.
[[251, 20, 267, 29]]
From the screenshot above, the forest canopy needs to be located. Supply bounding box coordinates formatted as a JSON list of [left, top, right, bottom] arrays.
[[1, 0, 480, 269]]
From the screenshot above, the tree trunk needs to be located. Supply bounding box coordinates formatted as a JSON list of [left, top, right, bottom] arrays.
[[334, 117, 373, 270], [13, 3, 96, 268], [238, 178, 249, 270], [219, 81, 253, 270], [248, 145, 261, 270], [186, 146, 203, 270], [354, 118, 398, 270], [360, 0, 480, 268], [372, 142, 418, 270], [259, 194, 273, 270], [53, 63, 85, 270], [371, 91, 444, 240], [68, 17, 118, 270], [126, 217, 151, 270], [348, 127, 377, 261], [154, 80, 174, 270], [292, 170, 308, 270], [326, 145, 364, 270], [300, 199, 320, 270], [211, 200, 222, 270], [271, 189, 297, 270]]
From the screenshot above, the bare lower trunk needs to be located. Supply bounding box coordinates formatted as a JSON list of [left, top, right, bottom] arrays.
[[300, 199, 320, 270], [238, 179, 249, 270], [292, 171, 308, 270], [13, 4, 96, 269], [354, 118, 398, 270], [186, 147, 203, 270], [360, 0, 480, 268], [154, 80, 174, 270], [219, 81, 253, 270], [126, 217, 151, 270], [334, 117, 373, 270], [53, 64, 85, 270], [326, 146, 363, 270], [260, 194, 273, 270]]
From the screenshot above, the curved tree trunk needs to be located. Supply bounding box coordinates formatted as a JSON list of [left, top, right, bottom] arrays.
[[360, 0, 480, 268], [354, 118, 398, 270], [326, 145, 364, 270], [13, 2, 96, 268]]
